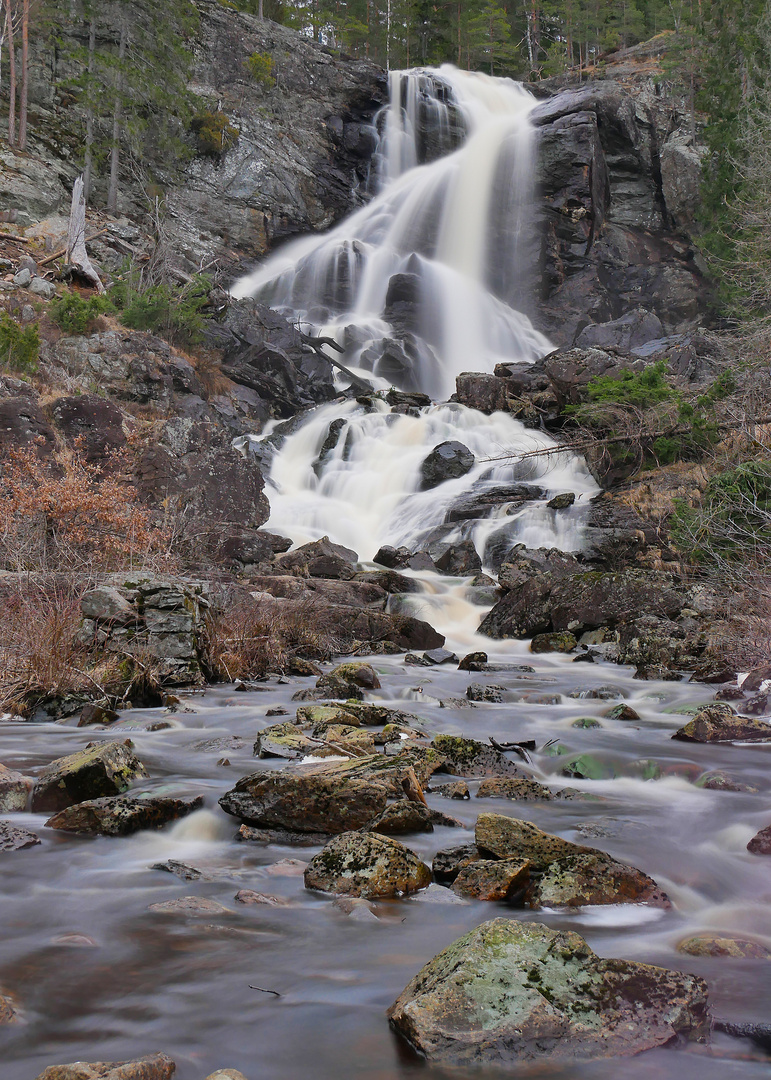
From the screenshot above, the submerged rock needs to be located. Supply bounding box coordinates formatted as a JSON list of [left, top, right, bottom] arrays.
[[304, 831, 431, 898], [45, 794, 204, 836], [30, 740, 147, 814], [388, 919, 709, 1065], [220, 772, 387, 834], [34, 1052, 176, 1080]]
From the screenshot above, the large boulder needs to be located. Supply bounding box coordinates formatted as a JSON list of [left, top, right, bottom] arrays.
[[304, 831, 431, 897], [30, 741, 147, 814], [527, 852, 671, 909], [388, 919, 710, 1065], [218, 772, 388, 833], [672, 704, 771, 743], [420, 441, 475, 489]]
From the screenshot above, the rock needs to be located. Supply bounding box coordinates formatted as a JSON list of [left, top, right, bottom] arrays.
[[431, 735, 524, 778], [0, 992, 17, 1022], [78, 704, 120, 726], [420, 441, 475, 489], [421, 648, 459, 665], [530, 631, 577, 653], [234, 890, 287, 907], [365, 799, 436, 834], [408, 883, 468, 905], [466, 683, 505, 703], [546, 492, 575, 509], [205, 1072, 250, 1080], [572, 717, 602, 729], [81, 586, 136, 625], [28, 275, 56, 299], [561, 754, 616, 781], [747, 825, 771, 855], [604, 703, 640, 721], [672, 704, 771, 743], [527, 851, 671, 909], [219, 772, 388, 833], [327, 661, 381, 689], [253, 723, 321, 760], [30, 740, 147, 814], [433, 780, 470, 800], [678, 935, 771, 959], [34, 1054, 176, 1080], [432, 843, 483, 884], [148, 897, 231, 915], [0, 763, 32, 811], [276, 535, 358, 573], [292, 749, 446, 793], [475, 813, 588, 869], [695, 772, 758, 793], [307, 675, 365, 701], [575, 308, 664, 352], [387, 919, 709, 1065], [44, 794, 204, 836], [458, 651, 488, 671], [295, 704, 361, 728], [12, 267, 32, 287], [452, 859, 530, 901], [0, 819, 41, 850], [476, 777, 557, 801], [236, 825, 330, 846], [434, 541, 482, 576], [304, 831, 431, 898]]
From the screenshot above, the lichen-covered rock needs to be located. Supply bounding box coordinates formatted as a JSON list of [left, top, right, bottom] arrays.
[[0, 820, 41, 850], [452, 858, 530, 901], [433, 780, 470, 799], [387, 919, 710, 1065], [476, 777, 557, 801], [30, 740, 147, 814], [327, 661, 381, 689], [34, 1052, 176, 1080], [0, 763, 32, 811], [219, 772, 387, 833], [432, 843, 482, 884], [365, 800, 436, 834], [293, 748, 446, 794], [475, 813, 589, 870], [526, 852, 671, 909], [678, 935, 771, 959], [673, 704, 771, 743], [530, 631, 577, 653], [431, 735, 524, 779], [466, 682, 506, 702], [304, 831, 431, 898], [295, 704, 361, 728], [44, 794, 204, 836]]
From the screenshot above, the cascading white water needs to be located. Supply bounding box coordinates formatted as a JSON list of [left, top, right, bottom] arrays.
[[233, 66, 598, 577]]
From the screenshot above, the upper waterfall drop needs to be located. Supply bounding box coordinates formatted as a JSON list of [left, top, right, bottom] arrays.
[[231, 66, 551, 402]]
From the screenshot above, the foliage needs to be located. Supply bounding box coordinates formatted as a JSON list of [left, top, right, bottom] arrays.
[[111, 270, 211, 347], [583, 360, 674, 409], [245, 50, 275, 85], [0, 314, 38, 373], [190, 110, 240, 156], [0, 440, 175, 573], [670, 459, 771, 567], [49, 292, 114, 335]]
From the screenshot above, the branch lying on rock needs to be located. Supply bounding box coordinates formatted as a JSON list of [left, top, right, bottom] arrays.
[[298, 330, 374, 392]]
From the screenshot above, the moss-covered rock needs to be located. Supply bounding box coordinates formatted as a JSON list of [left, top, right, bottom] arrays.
[[673, 703, 771, 743], [327, 662, 381, 689], [304, 831, 431, 898], [30, 740, 147, 814], [475, 813, 589, 869], [295, 705, 361, 728], [530, 631, 577, 653], [388, 919, 709, 1065], [296, 747, 446, 794], [219, 772, 388, 833]]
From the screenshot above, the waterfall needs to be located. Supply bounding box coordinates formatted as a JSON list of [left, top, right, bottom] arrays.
[[233, 66, 597, 571]]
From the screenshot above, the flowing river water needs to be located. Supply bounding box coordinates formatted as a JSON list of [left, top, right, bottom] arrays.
[[2, 67, 771, 1079]]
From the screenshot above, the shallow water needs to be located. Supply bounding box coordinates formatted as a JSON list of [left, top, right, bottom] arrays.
[[2, 614, 770, 1079]]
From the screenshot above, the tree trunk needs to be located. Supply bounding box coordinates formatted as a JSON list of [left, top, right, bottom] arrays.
[[17, 0, 27, 149], [258, 0, 263, 17], [107, 16, 127, 215], [83, 13, 96, 201], [5, 0, 15, 147], [66, 174, 105, 293]]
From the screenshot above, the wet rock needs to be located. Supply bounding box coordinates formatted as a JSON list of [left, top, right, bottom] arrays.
[[433, 780, 470, 800], [452, 859, 530, 901], [365, 799, 436, 834], [234, 890, 288, 907], [34, 1053, 176, 1080], [45, 794, 204, 836], [527, 851, 671, 909], [0, 820, 41, 850], [0, 763, 32, 811], [475, 813, 588, 869], [31, 740, 147, 814], [151, 860, 204, 881], [420, 441, 474, 489], [295, 704, 361, 727], [253, 723, 320, 760], [678, 935, 771, 959], [294, 748, 446, 793], [604, 703, 640, 721], [431, 735, 523, 779], [148, 897, 232, 916], [547, 492, 575, 509], [236, 825, 331, 846], [432, 843, 482, 884], [325, 703, 425, 728], [422, 648, 459, 665], [78, 704, 120, 726], [304, 831, 431, 898], [695, 772, 758, 793], [530, 631, 577, 653], [569, 686, 620, 700], [672, 704, 771, 743], [388, 918, 709, 1065], [333, 896, 380, 921], [305, 676, 365, 702], [328, 661, 381, 689], [561, 754, 617, 781], [742, 664, 771, 692], [476, 777, 557, 801], [219, 772, 388, 833], [434, 541, 482, 576], [744, 692, 770, 716], [572, 717, 602, 729], [747, 825, 771, 855], [458, 651, 488, 671], [438, 696, 476, 709], [466, 683, 505, 703]]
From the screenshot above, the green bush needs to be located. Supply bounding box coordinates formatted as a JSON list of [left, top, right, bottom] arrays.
[[191, 111, 239, 156], [0, 314, 39, 373], [245, 51, 274, 86], [671, 459, 771, 565], [112, 273, 211, 347], [49, 293, 114, 335], [584, 359, 674, 409]]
